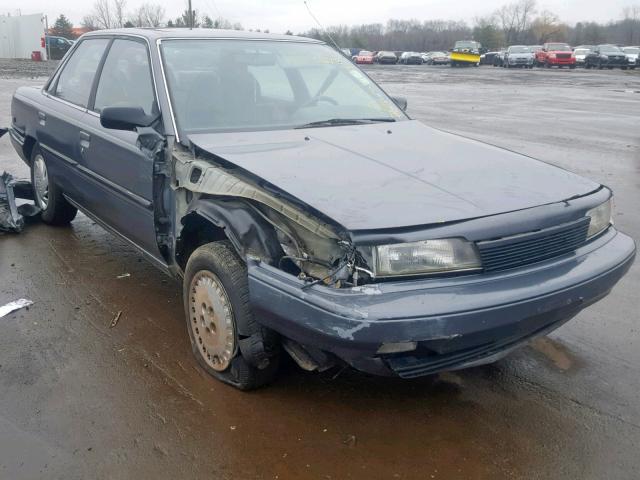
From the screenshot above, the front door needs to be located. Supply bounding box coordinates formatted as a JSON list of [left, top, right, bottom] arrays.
[[77, 37, 163, 260]]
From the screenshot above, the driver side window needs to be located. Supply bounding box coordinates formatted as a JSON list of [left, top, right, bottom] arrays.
[[93, 39, 156, 115]]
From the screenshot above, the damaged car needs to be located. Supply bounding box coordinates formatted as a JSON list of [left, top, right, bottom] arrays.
[[8, 29, 636, 390]]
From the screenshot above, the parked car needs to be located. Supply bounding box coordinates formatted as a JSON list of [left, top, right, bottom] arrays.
[[45, 35, 74, 60], [572, 48, 592, 67], [503, 45, 534, 68], [423, 51, 450, 65], [584, 44, 630, 69], [574, 45, 595, 52], [622, 46, 639, 68], [535, 43, 576, 68], [450, 40, 481, 67], [480, 51, 500, 65], [9, 29, 635, 390], [399, 52, 423, 64], [352, 50, 375, 64], [529, 45, 544, 53], [375, 51, 398, 64], [493, 49, 507, 67]]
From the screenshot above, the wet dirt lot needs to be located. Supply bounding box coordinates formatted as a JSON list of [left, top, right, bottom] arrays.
[[1, 63, 639, 479]]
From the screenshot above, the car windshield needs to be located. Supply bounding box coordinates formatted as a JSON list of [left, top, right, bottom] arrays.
[[431, 52, 446, 56], [161, 40, 406, 135], [599, 45, 622, 53], [574, 49, 590, 55], [455, 41, 479, 49], [547, 44, 571, 51], [508, 46, 530, 53], [623, 47, 639, 54]]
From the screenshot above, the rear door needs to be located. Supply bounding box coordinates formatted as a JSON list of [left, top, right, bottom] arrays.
[[38, 38, 110, 203], [77, 37, 163, 259]]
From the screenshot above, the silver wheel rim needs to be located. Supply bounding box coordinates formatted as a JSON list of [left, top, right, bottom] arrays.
[[188, 271, 236, 371], [33, 154, 49, 210]]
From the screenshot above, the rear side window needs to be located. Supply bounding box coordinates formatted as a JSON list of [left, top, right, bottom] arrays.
[[94, 39, 156, 115], [52, 39, 109, 108]]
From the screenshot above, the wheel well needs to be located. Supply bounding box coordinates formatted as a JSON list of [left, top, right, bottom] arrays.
[[23, 136, 36, 165], [175, 213, 228, 269]]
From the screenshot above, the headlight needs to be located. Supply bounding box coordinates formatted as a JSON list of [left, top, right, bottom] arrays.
[[374, 238, 481, 277], [586, 198, 612, 238]]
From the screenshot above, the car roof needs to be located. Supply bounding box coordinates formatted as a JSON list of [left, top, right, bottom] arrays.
[[82, 28, 321, 44]]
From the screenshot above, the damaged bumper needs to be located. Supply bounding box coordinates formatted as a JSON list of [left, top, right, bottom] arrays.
[[248, 228, 635, 378]]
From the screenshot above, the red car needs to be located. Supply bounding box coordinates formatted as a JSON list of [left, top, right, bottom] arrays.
[[352, 50, 375, 64], [535, 43, 576, 68]]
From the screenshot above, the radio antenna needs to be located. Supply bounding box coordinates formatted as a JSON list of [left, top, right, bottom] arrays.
[[303, 1, 342, 52]]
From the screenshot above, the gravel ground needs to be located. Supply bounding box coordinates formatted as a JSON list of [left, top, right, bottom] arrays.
[[0, 61, 639, 480], [0, 59, 58, 80]]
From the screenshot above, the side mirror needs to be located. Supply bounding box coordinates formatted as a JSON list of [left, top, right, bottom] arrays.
[[100, 106, 158, 131], [391, 96, 408, 111]]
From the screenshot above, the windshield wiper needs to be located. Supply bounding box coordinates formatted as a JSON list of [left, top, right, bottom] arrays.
[[294, 118, 396, 129]]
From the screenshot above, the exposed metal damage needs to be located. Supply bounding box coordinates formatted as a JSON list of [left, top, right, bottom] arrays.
[[170, 146, 375, 289]]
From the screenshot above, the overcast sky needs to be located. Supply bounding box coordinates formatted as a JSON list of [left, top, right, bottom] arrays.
[[3, 0, 634, 33]]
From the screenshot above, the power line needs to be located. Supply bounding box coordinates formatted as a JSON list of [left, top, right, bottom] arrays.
[[303, 0, 342, 50]]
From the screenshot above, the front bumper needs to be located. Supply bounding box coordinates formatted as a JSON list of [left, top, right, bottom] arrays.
[[248, 229, 635, 377], [547, 57, 575, 65]]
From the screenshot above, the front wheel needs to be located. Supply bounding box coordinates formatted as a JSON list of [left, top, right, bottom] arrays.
[[183, 241, 280, 390], [30, 145, 77, 225]]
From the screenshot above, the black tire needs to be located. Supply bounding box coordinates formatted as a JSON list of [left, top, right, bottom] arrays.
[[30, 145, 77, 225], [183, 240, 280, 390]]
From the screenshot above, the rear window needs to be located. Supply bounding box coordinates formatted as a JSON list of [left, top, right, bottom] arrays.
[[52, 39, 109, 108]]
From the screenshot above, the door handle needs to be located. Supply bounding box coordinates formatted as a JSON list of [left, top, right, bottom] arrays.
[[79, 131, 91, 150], [38, 111, 46, 126]]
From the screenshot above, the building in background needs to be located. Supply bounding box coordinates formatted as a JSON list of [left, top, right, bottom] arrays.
[[0, 14, 47, 59]]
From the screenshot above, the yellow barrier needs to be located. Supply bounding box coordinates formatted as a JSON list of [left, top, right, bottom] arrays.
[[450, 52, 480, 63]]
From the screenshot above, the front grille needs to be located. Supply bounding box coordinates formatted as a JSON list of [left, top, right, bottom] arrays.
[[477, 217, 590, 272], [557, 53, 571, 59]]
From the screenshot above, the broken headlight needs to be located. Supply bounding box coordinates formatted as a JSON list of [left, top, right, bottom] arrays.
[[586, 198, 612, 238], [373, 238, 481, 277]]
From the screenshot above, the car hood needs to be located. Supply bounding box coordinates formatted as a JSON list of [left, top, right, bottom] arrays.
[[188, 120, 599, 231]]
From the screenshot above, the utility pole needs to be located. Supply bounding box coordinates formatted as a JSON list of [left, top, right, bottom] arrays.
[[44, 15, 51, 61], [188, 0, 193, 29]]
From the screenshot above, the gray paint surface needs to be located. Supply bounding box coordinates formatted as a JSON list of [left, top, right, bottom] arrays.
[[190, 120, 598, 230]]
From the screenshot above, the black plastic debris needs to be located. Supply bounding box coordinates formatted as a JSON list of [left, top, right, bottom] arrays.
[[0, 172, 41, 233]]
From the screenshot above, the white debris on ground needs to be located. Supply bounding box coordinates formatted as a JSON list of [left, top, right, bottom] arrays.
[[0, 298, 33, 318]]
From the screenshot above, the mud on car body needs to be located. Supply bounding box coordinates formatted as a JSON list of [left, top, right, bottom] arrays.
[[9, 29, 636, 390]]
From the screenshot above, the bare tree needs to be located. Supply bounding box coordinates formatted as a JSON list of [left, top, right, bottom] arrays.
[[531, 10, 564, 43], [85, 0, 126, 29], [131, 3, 165, 27], [114, 0, 126, 28], [496, 0, 537, 44], [92, 0, 113, 29]]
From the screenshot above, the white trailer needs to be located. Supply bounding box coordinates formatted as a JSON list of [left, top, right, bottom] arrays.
[[0, 14, 47, 60]]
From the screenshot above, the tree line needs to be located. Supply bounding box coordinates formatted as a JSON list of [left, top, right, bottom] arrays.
[[48, 0, 244, 38], [303, 1, 640, 51], [48, 0, 640, 52]]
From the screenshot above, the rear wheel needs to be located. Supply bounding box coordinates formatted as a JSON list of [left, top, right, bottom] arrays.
[[183, 241, 280, 390], [30, 145, 77, 225]]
